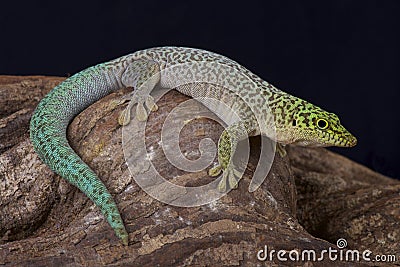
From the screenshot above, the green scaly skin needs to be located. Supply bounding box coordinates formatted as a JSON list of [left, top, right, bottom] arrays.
[[29, 47, 357, 245]]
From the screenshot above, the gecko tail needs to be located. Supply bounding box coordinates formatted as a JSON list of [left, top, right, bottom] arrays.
[[30, 114, 128, 245]]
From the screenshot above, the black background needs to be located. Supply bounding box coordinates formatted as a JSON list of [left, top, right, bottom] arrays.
[[1, 1, 399, 178]]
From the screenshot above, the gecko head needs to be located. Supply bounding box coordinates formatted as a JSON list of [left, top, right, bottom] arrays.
[[276, 102, 357, 147]]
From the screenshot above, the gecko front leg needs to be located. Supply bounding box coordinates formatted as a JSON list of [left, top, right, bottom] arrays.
[[116, 60, 161, 125], [209, 120, 254, 192]]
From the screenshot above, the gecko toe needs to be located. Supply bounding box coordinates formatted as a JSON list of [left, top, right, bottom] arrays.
[[135, 102, 148, 121], [118, 106, 131, 126], [208, 164, 222, 177], [145, 95, 158, 112], [276, 143, 287, 157]]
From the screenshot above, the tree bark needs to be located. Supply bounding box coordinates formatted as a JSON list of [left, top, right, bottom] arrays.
[[0, 76, 398, 266]]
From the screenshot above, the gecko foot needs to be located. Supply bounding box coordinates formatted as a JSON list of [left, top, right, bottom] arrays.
[[209, 164, 242, 192], [114, 92, 158, 125]]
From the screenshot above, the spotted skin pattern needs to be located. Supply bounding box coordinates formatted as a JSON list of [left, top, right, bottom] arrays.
[[30, 47, 357, 245]]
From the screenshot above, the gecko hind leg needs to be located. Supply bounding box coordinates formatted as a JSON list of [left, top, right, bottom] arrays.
[[112, 60, 161, 125], [118, 93, 158, 125]]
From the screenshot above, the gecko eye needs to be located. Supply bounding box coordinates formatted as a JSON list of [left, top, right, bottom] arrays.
[[316, 118, 329, 130]]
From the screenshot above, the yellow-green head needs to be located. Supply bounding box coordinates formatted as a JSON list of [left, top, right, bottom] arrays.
[[273, 97, 357, 147]]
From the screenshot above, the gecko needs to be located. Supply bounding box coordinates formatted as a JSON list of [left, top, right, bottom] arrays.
[[29, 47, 357, 245]]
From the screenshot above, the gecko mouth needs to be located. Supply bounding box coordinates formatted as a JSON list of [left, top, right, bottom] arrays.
[[289, 132, 357, 148], [327, 133, 357, 147]]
